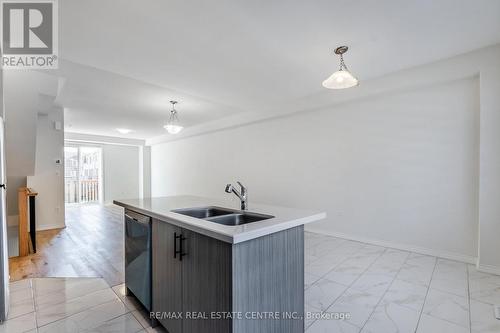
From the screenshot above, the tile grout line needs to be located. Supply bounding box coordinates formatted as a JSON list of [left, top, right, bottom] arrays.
[[111, 285, 150, 330], [304, 232, 329, 251], [305, 241, 370, 329], [306, 244, 387, 331], [417, 263, 473, 331], [31, 278, 41, 331], [466, 264, 472, 333], [308, 240, 379, 284], [305, 238, 351, 288], [305, 241, 364, 291], [31, 278, 121, 329], [131, 310, 150, 330], [4, 279, 36, 322], [358, 250, 412, 332], [305, 237, 351, 269], [111, 283, 151, 332], [35, 295, 130, 330], [316, 247, 389, 331], [413, 256, 438, 332]]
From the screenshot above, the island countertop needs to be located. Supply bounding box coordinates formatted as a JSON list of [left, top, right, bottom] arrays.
[[114, 195, 326, 244]]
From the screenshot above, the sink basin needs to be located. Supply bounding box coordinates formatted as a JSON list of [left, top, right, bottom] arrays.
[[205, 212, 274, 226], [172, 206, 236, 219], [171, 206, 274, 226]]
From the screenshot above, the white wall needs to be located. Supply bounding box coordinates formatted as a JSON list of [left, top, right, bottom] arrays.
[[27, 109, 65, 230], [103, 144, 140, 203], [151, 77, 480, 262], [3, 71, 58, 220], [477, 58, 500, 274], [0, 65, 3, 119], [139, 146, 151, 199]]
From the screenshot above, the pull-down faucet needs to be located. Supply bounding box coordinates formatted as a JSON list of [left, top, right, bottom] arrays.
[[225, 181, 248, 210]]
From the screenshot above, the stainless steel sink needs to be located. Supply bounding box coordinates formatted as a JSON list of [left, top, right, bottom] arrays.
[[205, 212, 274, 226], [171, 206, 274, 226], [172, 206, 236, 219]]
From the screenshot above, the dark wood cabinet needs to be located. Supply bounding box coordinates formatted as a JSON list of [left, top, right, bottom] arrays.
[[152, 218, 304, 333], [152, 220, 233, 333], [152, 219, 183, 333], [181, 229, 232, 333]]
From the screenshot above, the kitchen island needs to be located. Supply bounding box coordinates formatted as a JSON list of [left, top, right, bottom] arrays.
[[114, 196, 326, 333]]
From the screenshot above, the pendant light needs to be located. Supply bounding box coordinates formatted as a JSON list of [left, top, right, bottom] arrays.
[[322, 46, 359, 89], [164, 100, 184, 134]]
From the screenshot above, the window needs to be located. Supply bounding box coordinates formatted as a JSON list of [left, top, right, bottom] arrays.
[[64, 146, 103, 204]]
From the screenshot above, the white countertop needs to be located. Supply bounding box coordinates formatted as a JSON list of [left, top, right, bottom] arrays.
[[113, 196, 326, 244]]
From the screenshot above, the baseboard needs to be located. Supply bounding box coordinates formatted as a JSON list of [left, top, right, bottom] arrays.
[[305, 226, 477, 265], [476, 264, 500, 276], [7, 215, 18, 227], [36, 223, 65, 231], [7, 215, 64, 231]]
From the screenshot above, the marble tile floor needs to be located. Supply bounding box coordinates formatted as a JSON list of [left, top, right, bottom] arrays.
[[1, 277, 165, 333], [304, 232, 500, 333], [1, 232, 499, 333]]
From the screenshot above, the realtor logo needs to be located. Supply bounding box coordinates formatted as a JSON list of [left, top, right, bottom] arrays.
[[1, 0, 58, 68]]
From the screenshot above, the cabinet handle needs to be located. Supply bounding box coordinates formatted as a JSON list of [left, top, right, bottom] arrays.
[[179, 235, 187, 261], [174, 232, 181, 259], [174, 232, 187, 261]]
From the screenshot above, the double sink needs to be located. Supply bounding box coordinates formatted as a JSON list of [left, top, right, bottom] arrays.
[[172, 206, 274, 226]]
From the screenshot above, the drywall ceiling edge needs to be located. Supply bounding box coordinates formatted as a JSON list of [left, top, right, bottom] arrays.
[[145, 44, 499, 146]]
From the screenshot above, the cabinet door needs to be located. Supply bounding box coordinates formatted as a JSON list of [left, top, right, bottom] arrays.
[[181, 229, 232, 333], [152, 219, 183, 333]]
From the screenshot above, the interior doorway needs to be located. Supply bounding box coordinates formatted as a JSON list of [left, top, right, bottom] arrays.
[[64, 146, 103, 204]]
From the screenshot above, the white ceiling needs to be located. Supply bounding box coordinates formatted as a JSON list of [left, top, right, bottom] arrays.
[[56, 60, 242, 139], [57, 0, 500, 139]]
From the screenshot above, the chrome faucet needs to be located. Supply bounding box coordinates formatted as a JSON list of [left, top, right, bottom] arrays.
[[225, 181, 248, 210]]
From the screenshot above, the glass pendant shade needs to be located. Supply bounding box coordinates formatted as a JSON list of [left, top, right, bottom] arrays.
[[322, 69, 359, 89], [164, 101, 183, 134], [323, 46, 359, 89], [164, 123, 183, 134]]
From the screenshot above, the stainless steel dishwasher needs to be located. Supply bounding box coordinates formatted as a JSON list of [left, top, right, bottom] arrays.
[[124, 209, 152, 311]]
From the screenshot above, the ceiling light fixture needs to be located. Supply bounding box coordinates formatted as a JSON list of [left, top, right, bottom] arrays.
[[116, 128, 133, 134], [322, 46, 359, 89], [164, 100, 183, 134]]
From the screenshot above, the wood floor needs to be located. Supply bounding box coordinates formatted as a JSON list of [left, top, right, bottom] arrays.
[[9, 204, 125, 287]]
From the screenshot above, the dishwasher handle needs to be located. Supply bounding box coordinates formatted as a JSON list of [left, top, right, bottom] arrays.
[[125, 212, 151, 225]]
